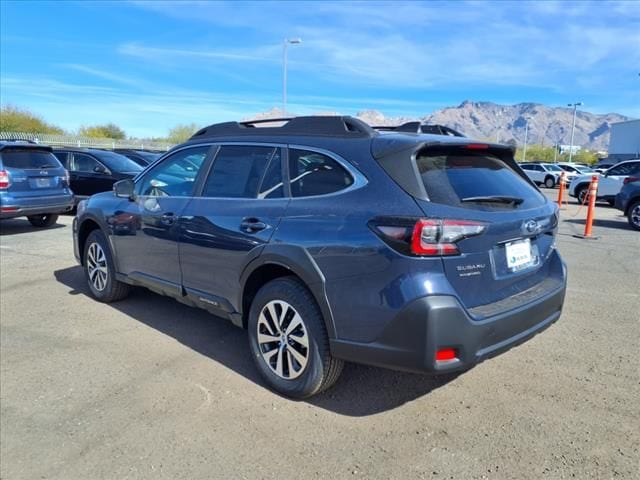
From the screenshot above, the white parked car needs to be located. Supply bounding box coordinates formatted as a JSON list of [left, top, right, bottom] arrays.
[[569, 160, 640, 205], [519, 162, 565, 188]]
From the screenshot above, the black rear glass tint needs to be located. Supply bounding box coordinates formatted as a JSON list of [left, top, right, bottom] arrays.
[[416, 151, 545, 209], [1, 149, 62, 169]]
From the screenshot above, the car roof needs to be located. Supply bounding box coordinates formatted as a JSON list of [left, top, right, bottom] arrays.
[[0, 140, 53, 152]]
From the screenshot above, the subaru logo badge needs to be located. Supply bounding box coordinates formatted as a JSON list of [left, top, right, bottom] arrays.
[[523, 220, 538, 234]]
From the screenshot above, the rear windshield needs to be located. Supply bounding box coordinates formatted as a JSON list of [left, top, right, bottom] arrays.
[[0, 149, 63, 169], [416, 151, 545, 209], [92, 150, 143, 172]]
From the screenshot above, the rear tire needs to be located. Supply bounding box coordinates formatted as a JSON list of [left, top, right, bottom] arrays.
[[247, 277, 343, 399], [84, 229, 131, 303], [544, 176, 556, 189], [628, 200, 640, 231], [27, 214, 58, 228]]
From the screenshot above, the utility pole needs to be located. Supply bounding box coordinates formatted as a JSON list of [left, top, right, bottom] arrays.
[[522, 116, 532, 162], [282, 38, 302, 115], [567, 102, 583, 163]]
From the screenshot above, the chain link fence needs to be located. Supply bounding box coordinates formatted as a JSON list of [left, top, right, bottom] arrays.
[[0, 131, 174, 151]]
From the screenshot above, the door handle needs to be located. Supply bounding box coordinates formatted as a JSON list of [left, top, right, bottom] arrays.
[[161, 212, 177, 226], [240, 218, 268, 233]]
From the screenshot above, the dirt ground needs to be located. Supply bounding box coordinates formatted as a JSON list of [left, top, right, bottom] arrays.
[[1, 193, 638, 479]]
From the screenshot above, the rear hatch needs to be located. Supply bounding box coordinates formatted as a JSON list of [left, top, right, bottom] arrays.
[[374, 139, 562, 314], [0, 148, 69, 201]]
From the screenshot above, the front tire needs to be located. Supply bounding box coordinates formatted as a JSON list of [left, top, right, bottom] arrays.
[[27, 214, 58, 228], [248, 277, 343, 399], [84, 229, 131, 303], [544, 176, 556, 189], [576, 185, 589, 204], [628, 200, 640, 231]]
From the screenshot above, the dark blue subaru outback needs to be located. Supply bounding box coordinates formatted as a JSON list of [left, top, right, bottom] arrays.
[[73, 117, 566, 398]]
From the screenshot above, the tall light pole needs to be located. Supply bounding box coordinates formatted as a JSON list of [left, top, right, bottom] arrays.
[[567, 102, 583, 163], [282, 37, 302, 116], [522, 116, 532, 162]]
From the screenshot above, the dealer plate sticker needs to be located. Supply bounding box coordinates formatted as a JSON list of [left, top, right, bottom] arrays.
[[506, 239, 532, 271]]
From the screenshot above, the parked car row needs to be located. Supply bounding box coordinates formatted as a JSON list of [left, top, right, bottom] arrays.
[[568, 159, 640, 205], [1, 142, 163, 227], [0, 141, 75, 226]]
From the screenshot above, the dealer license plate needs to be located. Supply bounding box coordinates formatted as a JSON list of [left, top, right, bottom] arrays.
[[505, 239, 533, 271], [35, 178, 51, 188]]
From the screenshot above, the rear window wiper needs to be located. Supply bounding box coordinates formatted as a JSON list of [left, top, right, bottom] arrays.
[[37, 164, 58, 169], [461, 195, 524, 205]]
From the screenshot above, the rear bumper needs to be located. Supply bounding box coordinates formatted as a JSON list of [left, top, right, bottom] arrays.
[[0, 197, 75, 219], [330, 273, 566, 374]]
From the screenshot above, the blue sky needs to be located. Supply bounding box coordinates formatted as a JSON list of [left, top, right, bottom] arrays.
[[1, 0, 639, 137]]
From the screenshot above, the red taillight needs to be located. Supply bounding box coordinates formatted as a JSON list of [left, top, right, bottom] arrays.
[[436, 348, 457, 362], [411, 219, 486, 256], [623, 176, 639, 185], [0, 170, 10, 189], [0, 206, 18, 213]]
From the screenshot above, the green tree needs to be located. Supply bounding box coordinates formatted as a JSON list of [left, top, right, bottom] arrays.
[[167, 123, 200, 144], [0, 105, 65, 134], [78, 123, 126, 139], [571, 149, 599, 165]]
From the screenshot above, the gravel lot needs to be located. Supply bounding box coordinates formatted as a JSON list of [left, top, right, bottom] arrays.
[[1, 192, 639, 480]]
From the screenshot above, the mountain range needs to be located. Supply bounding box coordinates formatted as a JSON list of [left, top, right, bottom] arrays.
[[250, 101, 633, 152]]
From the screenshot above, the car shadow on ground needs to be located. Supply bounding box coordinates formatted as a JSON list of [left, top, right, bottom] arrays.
[[54, 265, 459, 417], [0, 218, 66, 236]]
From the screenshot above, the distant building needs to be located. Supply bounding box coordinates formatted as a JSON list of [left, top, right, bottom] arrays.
[[559, 145, 581, 154], [608, 119, 640, 161]]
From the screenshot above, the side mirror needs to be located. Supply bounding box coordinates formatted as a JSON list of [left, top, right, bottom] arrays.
[[114, 179, 135, 200], [94, 165, 109, 175]]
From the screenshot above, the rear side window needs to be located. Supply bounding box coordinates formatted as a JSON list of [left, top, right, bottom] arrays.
[[203, 146, 281, 198], [416, 152, 545, 209], [288, 149, 353, 197], [0, 149, 62, 169]]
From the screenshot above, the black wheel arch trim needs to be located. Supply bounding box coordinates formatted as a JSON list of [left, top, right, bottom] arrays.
[[76, 211, 114, 266], [238, 244, 337, 338]]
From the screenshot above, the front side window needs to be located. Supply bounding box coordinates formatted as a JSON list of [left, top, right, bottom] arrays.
[[202, 145, 281, 198], [137, 146, 209, 197], [288, 148, 353, 197], [72, 153, 103, 173]]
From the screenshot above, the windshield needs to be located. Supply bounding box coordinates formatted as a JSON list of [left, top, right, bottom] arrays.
[[0, 149, 63, 169], [416, 151, 545, 210], [576, 166, 595, 173], [135, 151, 161, 162], [93, 150, 143, 172], [545, 164, 563, 172]]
